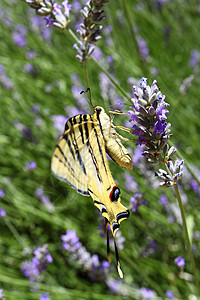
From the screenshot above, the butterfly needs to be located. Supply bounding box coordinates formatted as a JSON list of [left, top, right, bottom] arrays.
[[51, 106, 133, 277]]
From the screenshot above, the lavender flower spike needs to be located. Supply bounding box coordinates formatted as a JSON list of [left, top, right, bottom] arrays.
[[23, 0, 71, 29], [128, 77, 184, 187], [128, 77, 171, 164], [74, 0, 108, 62]]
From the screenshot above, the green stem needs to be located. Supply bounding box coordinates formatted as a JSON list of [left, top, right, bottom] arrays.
[[173, 184, 200, 293], [83, 61, 90, 89], [121, 0, 146, 75], [67, 28, 132, 103], [90, 56, 132, 103], [4, 218, 26, 249]]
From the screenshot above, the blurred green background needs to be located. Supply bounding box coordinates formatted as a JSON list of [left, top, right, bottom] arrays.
[[0, 0, 200, 299]]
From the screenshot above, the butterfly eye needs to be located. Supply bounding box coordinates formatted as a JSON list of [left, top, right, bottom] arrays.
[[96, 106, 102, 112], [110, 186, 120, 202]]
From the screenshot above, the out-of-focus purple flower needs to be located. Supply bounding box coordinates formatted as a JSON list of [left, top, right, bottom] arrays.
[[179, 75, 194, 96], [61, 229, 109, 280], [0, 208, 6, 217], [132, 145, 144, 166], [0, 66, 14, 90], [166, 290, 174, 299], [72, 1, 82, 12], [130, 192, 147, 212], [24, 63, 34, 74], [168, 215, 175, 223], [61, 230, 81, 251], [189, 50, 199, 67], [35, 188, 55, 212], [24, 161, 37, 172], [35, 188, 44, 198], [0, 189, 5, 198], [26, 50, 36, 59], [123, 172, 138, 192], [107, 55, 114, 64], [158, 194, 168, 205], [12, 25, 27, 47], [136, 36, 150, 62], [190, 179, 199, 193], [142, 241, 157, 257], [21, 244, 53, 283], [139, 287, 156, 299], [92, 47, 103, 60], [175, 256, 185, 267], [40, 293, 50, 300], [106, 278, 122, 295], [31, 104, 40, 114], [0, 289, 4, 299], [51, 115, 67, 135]]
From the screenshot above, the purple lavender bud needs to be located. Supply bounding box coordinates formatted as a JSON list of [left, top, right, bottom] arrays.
[[12, 31, 27, 48], [61, 230, 80, 250], [189, 49, 199, 67], [0, 189, 5, 198], [190, 179, 199, 193], [166, 290, 174, 299], [24, 161, 37, 171], [139, 287, 156, 299], [92, 47, 103, 60], [24, 63, 34, 73], [0, 289, 4, 299], [132, 146, 145, 166], [0, 208, 6, 217], [35, 188, 44, 198], [26, 50, 36, 59], [136, 36, 150, 62], [106, 278, 122, 294], [62, 0, 72, 18], [40, 293, 50, 300], [40, 195, 55, 212], [123, 172, 138, 192], [175, 256, 185, 267], [51, 115, 67, 135], [158, 194, 168, 205], [31, 104, 40, 114]]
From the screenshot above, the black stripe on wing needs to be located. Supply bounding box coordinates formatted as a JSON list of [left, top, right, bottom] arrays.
[[90, 115, 108, 176], [67, 117, 87, 176]]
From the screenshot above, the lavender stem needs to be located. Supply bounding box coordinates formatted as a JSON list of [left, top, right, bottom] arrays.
[[173, 183, 200, 294]]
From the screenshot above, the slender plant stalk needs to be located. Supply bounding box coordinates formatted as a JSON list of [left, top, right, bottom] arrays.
[[91, 56, 132, 103], [173, 184, 200, 293], [83, 61, 90, 90], [4, 218, 26, 249], [121, 0, 147, 75]]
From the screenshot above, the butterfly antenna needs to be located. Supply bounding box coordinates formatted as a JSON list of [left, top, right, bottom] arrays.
[[105, 219, 111, 263], [80, 88, 94, 109], [114, 235, 123, 279]]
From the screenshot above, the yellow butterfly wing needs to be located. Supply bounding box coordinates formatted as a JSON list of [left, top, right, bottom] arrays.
[[51, 108, 130, 278], [51, 109, 129, 234], [51, 113, 93, 196]]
